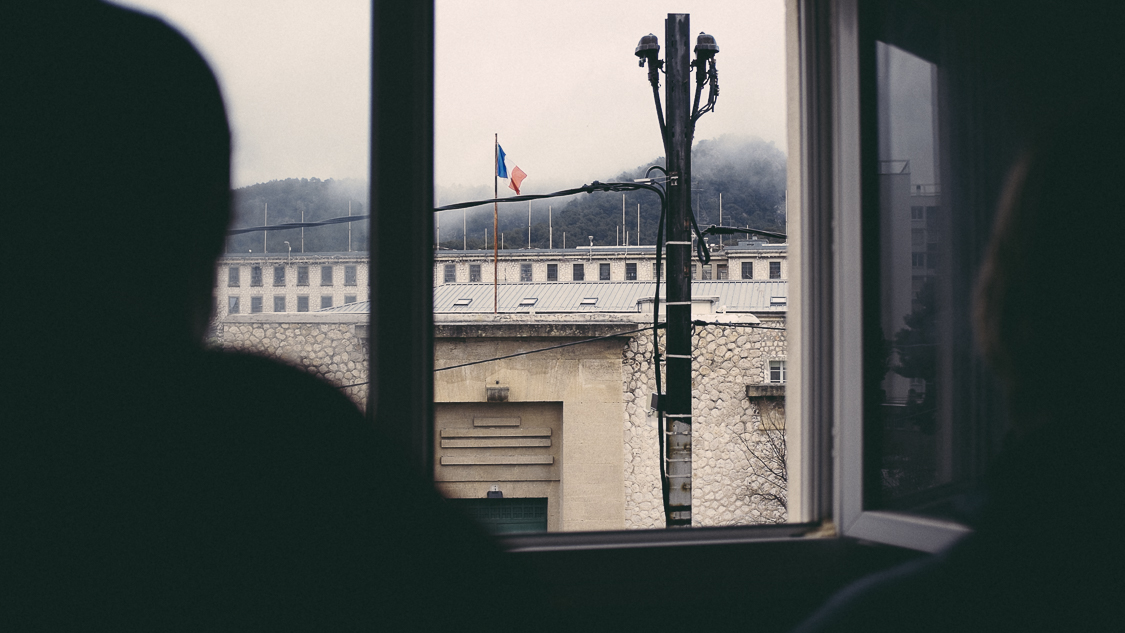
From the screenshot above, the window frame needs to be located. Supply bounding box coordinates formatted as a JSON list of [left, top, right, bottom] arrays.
[[572, 263, 584, 281], [372, 0, 973, 555]]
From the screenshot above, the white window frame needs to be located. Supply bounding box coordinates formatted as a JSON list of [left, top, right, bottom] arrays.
[[822, 0, 970, 553]]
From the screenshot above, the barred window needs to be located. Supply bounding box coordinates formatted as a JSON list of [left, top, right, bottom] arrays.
[[520, 263, 532, 281], [228, 266, 240, 287], [297, 296, 309, 312], [321, 265, 333, 286], [741, 262, 754, 279], [625, 263, 637, 280], [572, 263, 584, 281], [273, 296, 286, 312], [547, 263, 558, 281], [444, 264, 456, 283], [469, 264, 481, 282], [250, 296, 263, 313], [273, 266, 285, 286], [345, 265, 357, 286], [599, 263, 610, 280], [250, 266, 262, 287], [297, 266, 309, 286]]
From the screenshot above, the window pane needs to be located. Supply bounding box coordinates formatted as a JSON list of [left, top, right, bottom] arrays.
[[115, 0, 375, 413], [434, 0, 791, 532]]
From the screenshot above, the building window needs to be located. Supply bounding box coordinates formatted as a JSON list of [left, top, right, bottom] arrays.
[[227, 296, 239, 314], [321, 265, 333, 286], [912, 252, 925, 268], [625, 263, 637, 280], [344, 294, 356, 304], [573, 263, 584, 281], [250, 265, 262, 287], [547, 263, 558, 281], [911, 228, 925, 246], [520, 263, 532, 281], [653, 262, 659, 278], [716, 264, 728, 280], [297, 266, 309, 286], [599, 263, 610, 280], [741, 262, 754, 279], [769, 261, 781, 279], [321, 296, 333, 309], [228, 266, 240, 287], [297, 296, 309, 312], [273, 296, 286, 312], [911, 205, 924, 220], [469, 264, 481, 282], [702, 265, 712, 280], [444, 264, 456, 283], [345, 265, 357, 286], [250, 296, 263, 313], [273, 266, 285, 286], [769, 360, 786, 384]]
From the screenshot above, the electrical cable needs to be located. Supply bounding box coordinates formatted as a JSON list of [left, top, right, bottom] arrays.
[[433, 323, 663, 372], [227, 214, 370, 235], [701, 225, 787, 241]]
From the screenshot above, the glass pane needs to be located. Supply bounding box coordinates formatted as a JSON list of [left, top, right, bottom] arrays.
[[111, 0, 371, 412], [434, 1, 791, 531], [872, 40, 949, 505]]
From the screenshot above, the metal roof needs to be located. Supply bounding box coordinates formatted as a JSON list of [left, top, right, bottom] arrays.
[[319, 280, 786, 315], [433, 280, 786, 314]]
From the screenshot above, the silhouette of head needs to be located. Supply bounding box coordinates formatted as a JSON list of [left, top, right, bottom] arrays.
[[976, 100, 1125, 430], [6, 1, 231, 346]]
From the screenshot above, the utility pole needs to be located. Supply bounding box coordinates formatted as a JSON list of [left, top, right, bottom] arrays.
[[663, 13, 693, 528]]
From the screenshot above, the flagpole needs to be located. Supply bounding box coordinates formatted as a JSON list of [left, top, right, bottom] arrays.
[[494, 133, 499, 314]]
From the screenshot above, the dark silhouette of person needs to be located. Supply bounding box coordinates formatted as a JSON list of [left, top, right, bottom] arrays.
[[3, 2, 549, 629], [792, 99, 1125, 632]]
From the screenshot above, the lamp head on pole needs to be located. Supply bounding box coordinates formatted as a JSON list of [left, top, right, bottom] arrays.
[[634, 33, 660, 67], [694, 32, 719, 61]]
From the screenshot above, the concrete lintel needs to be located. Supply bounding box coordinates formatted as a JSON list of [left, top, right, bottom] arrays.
[[746, 384, 787, 398], [435, 321, 643, 339], [219, 312, 368, 325]]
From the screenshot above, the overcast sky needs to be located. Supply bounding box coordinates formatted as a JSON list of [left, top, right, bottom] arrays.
[[110, 0, 786, 192]]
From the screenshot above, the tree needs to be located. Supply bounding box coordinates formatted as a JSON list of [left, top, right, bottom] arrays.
[[735, 397, 787, 524]]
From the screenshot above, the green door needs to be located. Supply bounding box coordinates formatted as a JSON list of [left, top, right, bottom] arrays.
[[450, 498, 548, 534]]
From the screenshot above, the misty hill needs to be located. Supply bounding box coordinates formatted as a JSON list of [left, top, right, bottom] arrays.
[[437, 134, 787, 250], [225, 178, 368, 254], [224, 135, 785, 253]]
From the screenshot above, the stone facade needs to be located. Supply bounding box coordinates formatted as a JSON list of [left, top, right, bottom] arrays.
[[206, 313, 369, 410], [621, 319, 788, 529]]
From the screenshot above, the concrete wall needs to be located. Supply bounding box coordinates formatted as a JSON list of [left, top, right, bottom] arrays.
[[433, 247, 787, 286], [434, 321, 630, 532], [207, 311, 788, 531], [214, 254, 369, 319]]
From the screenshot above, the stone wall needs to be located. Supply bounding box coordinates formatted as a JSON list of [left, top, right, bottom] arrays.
[[621, 319, 788, 529], [206, 313, 369, 410]]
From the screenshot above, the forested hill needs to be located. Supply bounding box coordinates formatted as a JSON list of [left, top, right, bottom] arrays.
[[224, 135, 785, 253], [438, 134, 787, 250], [225, 178, 368, 254]]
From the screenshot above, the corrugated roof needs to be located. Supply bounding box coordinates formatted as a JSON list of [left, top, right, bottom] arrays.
[[321, 280, 786, 314]]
